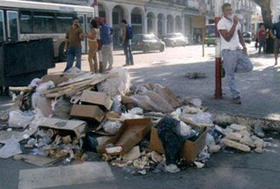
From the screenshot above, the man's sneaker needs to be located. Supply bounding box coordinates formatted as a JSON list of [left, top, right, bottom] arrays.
[[233, 97, 242, 104]]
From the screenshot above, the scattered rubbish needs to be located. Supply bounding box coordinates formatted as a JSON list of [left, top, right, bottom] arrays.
[[71, 105, 105, 122], [0, 68, 273, 176], [103, 121, 122, 135], [0, 136, 22, 158], [38, 118, 87, 139], [99, 119, 152, 155], [122, 146, 141, 161], [14, 154, 61, 167], [8, 110, 34, 128], [80, 90, 113, 111]]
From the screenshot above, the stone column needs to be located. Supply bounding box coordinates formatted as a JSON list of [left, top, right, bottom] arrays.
[[107, 7, 113, 26], [143, 15, 148, 34], [163, 16, 167, 35], [154, 16, 158, 35]]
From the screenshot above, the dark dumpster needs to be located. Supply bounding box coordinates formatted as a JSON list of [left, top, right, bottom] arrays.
[[0, 38, 55, 87]]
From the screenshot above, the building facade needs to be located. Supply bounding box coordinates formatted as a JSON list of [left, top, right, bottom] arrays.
[[271, 0, 280, 23], [93, 0, 215, 45], [26, 0, 255, 42]]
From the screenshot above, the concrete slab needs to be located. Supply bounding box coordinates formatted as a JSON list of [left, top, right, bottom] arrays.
[[18, 162, 114, 189]]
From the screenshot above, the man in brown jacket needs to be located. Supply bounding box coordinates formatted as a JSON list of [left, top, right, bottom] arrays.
[[64, 17, 84, 72]]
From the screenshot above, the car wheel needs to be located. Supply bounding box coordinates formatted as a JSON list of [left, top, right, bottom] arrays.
[[160, 45, 165, 52]]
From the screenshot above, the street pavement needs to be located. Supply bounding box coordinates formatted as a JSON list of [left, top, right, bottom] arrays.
[[1, 44, 280, 189]]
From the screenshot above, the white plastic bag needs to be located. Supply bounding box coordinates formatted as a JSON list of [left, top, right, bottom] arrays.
[[8, 110, 34, 128], [176, 121, 193, 137], [103, 121, 122, 135], [0, 136, 22, 158]]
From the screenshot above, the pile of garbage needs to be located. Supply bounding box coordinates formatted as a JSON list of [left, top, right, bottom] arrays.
[[0, 68, 274, 174]]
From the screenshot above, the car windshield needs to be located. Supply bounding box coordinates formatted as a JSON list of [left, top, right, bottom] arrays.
[[143, 34, 157, 40]]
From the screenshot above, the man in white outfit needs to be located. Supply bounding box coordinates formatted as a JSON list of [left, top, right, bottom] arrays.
[[217, 3, 253, 104]]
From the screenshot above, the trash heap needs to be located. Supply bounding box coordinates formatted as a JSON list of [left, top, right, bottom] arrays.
[[0, 68, 273, 174]]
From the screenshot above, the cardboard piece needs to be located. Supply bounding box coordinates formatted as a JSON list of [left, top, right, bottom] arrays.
[[71, 105, 105, 122], [80, 90, 113, 110], [149, 127, 208, 163], [99, 119, 152, 155], [38, 118, 87, 139]]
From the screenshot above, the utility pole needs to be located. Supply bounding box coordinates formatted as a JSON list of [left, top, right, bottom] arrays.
[[215, 0, 222, 99]]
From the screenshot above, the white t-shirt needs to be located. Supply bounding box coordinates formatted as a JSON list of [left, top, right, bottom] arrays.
[[217, 16, 241, 51]]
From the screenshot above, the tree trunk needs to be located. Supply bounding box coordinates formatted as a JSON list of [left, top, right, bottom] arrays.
[[252, 0, 273, 28]]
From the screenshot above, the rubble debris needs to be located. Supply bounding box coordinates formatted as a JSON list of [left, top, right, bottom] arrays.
[[14, 154, 61, 167], [32, 92, 53, 117], [0, 111, 9, 123], [122, 146, 141, 161], [254, 125, 265, 138], [180, 111, 213, 128], [190, 98, 203, 108], [222, 138, 251, 152]]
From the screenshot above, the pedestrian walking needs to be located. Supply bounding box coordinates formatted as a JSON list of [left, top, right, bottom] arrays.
[[84, 19, 99, 73], [272, 16, 280, 65], [100, 19, 114, 71], [121, 19, 134, 66], [217, 3, 253, 104], [64, 17, 84, 72], [257, 24, 266, 54]]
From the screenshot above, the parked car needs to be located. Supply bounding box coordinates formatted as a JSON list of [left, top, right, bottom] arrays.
[[131, 34, 165, 53], [242, 32, 252, 44], [205, 32, 216, 46], [162, 33, 188, 47]]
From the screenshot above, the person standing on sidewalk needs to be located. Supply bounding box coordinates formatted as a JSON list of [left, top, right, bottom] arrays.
[[64, 17, 84, 72], [100, 19, 114, 71], [121, 19, 134, 66], [84, 19, 99, 73], [257, 24, 266, 54], [272, 16, 280, 65], [217, 3, 253, 104]]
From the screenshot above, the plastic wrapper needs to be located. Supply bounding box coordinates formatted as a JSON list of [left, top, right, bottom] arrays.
[[103, 121, 122, 135], [8, 110, 34, 128], [53, 97, 72, 119], [128, 107, 144, 115], [0, 136, 22, 159], [180, 112, 213, 127], [98, 68, 130, 96], [32, 92, 53, 117]]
